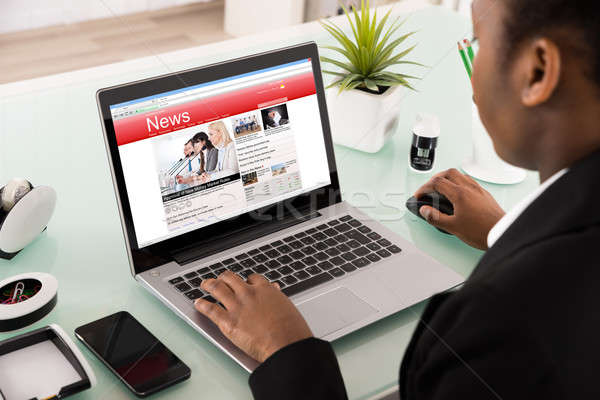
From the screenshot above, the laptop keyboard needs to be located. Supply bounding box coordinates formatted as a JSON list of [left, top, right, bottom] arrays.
[[167, 215, 402, 303]]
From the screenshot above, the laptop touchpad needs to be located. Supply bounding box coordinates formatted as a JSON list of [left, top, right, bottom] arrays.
[[297, 287, 378, 337]]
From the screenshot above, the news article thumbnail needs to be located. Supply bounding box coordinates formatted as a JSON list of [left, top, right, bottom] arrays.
[[261, 104, 289, 130], [232, 111, 262, 138]]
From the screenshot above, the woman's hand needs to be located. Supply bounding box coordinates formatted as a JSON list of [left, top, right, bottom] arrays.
[[414, 168, 505, 250], [194, 271, 313, 363]]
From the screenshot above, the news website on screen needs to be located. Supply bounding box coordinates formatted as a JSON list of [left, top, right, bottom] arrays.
[[110, 59, 331, 248]]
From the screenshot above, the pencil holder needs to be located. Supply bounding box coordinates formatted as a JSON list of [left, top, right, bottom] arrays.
[[0, 180, 56, 260]]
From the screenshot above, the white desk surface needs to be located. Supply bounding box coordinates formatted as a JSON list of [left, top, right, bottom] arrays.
[[0, 2, 539, 399]]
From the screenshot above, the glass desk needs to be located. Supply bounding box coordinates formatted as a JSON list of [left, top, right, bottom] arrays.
[[0, 3, 538, 399]]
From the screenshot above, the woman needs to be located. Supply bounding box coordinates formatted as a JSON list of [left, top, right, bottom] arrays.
[[193, 0, 600, 398], [176, 132, 218, 185], [203, 121, 239, 182]]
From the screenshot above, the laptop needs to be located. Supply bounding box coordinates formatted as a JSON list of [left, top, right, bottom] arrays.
[[97, 42, 464, 372]]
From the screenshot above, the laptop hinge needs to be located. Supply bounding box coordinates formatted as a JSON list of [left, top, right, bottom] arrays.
[[171, 210, 321, 266]]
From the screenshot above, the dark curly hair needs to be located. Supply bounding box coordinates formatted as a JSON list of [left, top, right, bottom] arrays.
[[502, 0, 600, 86]]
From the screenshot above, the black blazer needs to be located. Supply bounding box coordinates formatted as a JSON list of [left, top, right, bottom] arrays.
[[249, 150, 600, 400]]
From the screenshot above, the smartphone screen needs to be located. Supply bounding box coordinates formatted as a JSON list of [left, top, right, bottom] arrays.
[[75, 311, 190, 397]]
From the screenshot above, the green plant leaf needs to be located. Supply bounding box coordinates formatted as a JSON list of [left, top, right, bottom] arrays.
[[322, 69, 348, 77], [338, 73, 364, 93], [373, 44, 417, 72], [320, 21, 359, 59], [321, 45, 359, 67], [339, 1, 360, 45], [364, 78, 379, 91], [321, 56, 358, 73], [373, 31, 416, 68]]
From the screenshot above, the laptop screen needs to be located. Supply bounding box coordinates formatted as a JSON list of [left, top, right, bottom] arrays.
[[109, 59, 331, 248]]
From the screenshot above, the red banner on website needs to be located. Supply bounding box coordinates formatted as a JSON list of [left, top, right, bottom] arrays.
[[114, 72, 316, 146]]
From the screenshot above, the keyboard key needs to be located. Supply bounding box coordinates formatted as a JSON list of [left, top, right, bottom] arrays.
[[240, 269, 255, 279], [347, 239, 361, 249], [366, 253, 382, 263], [341, 263, 357, 273], [197, 267, 210, 275], [318, 260, 334, 270], [294, 232, 307, 238], [306, 228, 318, 234], [334, 234, 349, 243], [314, 252, 328, 261], [277, 255, 293, 264], [367, 242, 381, 251], [336, 243, 351, 252], [300, 236, 316, 245], [271, 240, 283, 247], [283, 273, 333, 297], [334, 223, 352, 232], [265, 260, 281, 269], [259, 245, 272, 251], [330, 256, 345, 266], [222, 258, 235, 265], [317, 224, 329, 230], [345, 230, 370, 244], [302, 256, 317, 265], [313, 232, 327, 241], [282, 275, 298, 285], [293, 270, 310, 280], [377, 249, 392, 258], [265, 270, 282, 280], [306, 265, 322, 275], [241, 259, 256, 268], [352, 257, 370, 268], [353, 247, 370, 257], [202, 273, 217, 280], [323, 228, 338, 237], [348, 219, 361, 227], [254, 265, 268, 274], [301, 246, 317, 255], [209, 262, 223, 270], [325, 248, 341, 257], [283, 236, 295, 242], [377, 238, 392, 246], [189, 277, 203, 287], [388, 245, 402, 254], [185, 289, 204, 300], [235, 253, 249, 260], [175, 282, 191, 292], [290, 261, 306, 271], [277, 244, 292, 253], [357, 225, 372, 234], [290, 250, 305, 259], [229, 263, 243, 273], [215, 268, 227, 275], [278, 266, 293, 275], [342, 252, 357, 261], [340, 215, 353, 222], [330, 267, 345, 277], [328, 219, 340, 226], [289, 240, 304, 249], [323, 239, 336, 248], [248, 249, 260, 256], [184, 271, 197, 279], [253, 254, 268, 263], [273, 280, 286, 289], [203, 295, 217, 303], [264, 249, 281, 258], [169, 277, 184, 284], [367, 232, 383, 240], [314, 241, 328, 250]]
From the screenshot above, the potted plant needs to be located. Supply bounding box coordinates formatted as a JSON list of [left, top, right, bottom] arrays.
[[320, 0, 421, 153]]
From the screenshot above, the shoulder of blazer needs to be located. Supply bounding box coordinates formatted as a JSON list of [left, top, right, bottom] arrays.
[[472, 149, 600, 280]]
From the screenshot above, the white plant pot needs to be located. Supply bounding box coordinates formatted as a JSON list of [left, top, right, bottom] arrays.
[[326, 85, 404, 153]]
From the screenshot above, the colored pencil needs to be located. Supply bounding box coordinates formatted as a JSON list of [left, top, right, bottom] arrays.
[[463, 38, 475, 64], [458, 41, 472, 79]]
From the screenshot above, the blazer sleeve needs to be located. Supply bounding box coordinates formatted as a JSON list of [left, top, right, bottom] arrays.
[[249, 338, 348, 400], [403, 284, 564, 400], [206, 148, 218, 172]]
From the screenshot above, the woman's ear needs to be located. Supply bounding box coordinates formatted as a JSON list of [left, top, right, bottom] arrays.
[[520, 38, 562, 107]]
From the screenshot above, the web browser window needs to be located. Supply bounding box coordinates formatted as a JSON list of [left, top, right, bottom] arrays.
[[110, 59, 331, 248]]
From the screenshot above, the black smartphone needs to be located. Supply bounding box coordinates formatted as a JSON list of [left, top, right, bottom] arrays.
[[75, 311, 191, 397]]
